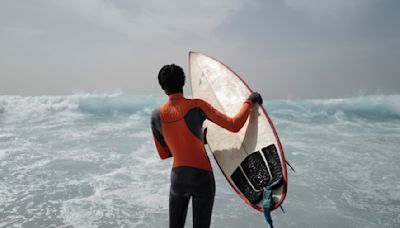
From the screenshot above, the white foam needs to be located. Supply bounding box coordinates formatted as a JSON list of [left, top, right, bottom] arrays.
[[1, 94, 400, 227], [0, 150, 7, 160]]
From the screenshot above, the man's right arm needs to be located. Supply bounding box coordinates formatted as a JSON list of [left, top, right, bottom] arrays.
[[151, 109, 172, 160]]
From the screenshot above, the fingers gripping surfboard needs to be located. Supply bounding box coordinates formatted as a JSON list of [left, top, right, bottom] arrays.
[[189, 52, 288, 211]]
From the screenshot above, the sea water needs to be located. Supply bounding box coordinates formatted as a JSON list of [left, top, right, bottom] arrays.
[[0, 94, 399, 228]]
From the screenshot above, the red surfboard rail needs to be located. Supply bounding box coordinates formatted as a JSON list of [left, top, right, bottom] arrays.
[[188, 51, 288, 212]]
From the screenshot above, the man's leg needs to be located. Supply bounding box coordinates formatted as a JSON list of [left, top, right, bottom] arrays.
[[192, 193, 215, 228], [169, 186, 190, 228], [192, 173, 215, 228], [169, 167, 192, 228]]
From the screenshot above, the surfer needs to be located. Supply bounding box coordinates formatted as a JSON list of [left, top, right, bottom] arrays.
[[151, 64, 262, 228]]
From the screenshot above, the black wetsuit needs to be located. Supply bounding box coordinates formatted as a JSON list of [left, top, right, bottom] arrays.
[[170, 167, 215, 228]]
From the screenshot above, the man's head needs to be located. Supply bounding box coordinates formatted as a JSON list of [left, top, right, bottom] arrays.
[[158, 64, 185, 94]]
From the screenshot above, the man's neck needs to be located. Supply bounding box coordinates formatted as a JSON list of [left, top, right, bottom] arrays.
[[165, 89, 183, 95]]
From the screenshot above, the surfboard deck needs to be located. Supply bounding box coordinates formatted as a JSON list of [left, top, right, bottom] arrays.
[[189, 51, 288, 211]]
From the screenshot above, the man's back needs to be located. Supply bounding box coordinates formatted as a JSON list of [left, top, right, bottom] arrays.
[[151, 93, 212, 171]]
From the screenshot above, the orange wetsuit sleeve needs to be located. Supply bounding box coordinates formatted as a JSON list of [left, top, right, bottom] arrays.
[[199, 99, 253, 132], [151, 132, 172, 160], [151, 109, 172, 160]]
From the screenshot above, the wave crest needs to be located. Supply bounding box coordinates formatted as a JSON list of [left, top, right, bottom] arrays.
[[269, 95, 400, 121], [78, 95, 163, 116], [0, 94, 164, 123], [1, 94, 399, 123]]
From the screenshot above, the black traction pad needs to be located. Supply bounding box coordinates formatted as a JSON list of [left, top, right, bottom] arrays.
[[230, 144, 284, 204]]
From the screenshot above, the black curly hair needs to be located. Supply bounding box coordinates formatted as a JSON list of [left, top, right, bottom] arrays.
[[158, 64, 185, 94]]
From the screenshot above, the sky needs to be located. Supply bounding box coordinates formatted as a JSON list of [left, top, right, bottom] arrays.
[[0, 0, 399, 98]]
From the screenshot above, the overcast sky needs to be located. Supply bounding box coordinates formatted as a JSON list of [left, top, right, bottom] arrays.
[[0, 0, 399, 98]]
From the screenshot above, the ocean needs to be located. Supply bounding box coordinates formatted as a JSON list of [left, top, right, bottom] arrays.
[[0, 94, 399, 228]]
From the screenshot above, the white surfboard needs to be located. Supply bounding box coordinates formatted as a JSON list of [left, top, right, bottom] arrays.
[[189, 52, 288, 211]]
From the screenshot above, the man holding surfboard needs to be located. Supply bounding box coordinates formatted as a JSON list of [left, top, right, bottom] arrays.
[[151, 64, 262, 228]]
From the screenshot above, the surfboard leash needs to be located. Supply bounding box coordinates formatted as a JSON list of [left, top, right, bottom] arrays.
[[263, 187, 274, 228], [285, 160, 295, 173]]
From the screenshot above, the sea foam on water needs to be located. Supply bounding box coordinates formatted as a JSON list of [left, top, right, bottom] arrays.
[[0, 94, 399, 227]]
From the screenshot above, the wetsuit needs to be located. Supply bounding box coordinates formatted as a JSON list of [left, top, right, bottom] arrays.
[[151, 93, 253, 228]]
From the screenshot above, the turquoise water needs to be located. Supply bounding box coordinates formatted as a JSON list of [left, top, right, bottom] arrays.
[[0, 94, 399, 227]]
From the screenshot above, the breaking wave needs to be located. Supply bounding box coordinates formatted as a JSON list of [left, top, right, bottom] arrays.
[[1, 93, 399, 227], [1, 94, 399, 121]]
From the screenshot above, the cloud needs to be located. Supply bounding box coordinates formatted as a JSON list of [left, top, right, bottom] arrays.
[[48, 0, 134, 35], [49, 0, 253, 39], [1, 26, 43, 40], [282, 0, 379, 24]]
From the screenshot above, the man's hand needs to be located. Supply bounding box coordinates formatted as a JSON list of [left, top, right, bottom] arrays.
[[247, 92, 263, 105]]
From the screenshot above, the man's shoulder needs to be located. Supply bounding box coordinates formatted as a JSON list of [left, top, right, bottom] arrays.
[[151, 108, 161, 120], [186, 98, 208, 106]]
